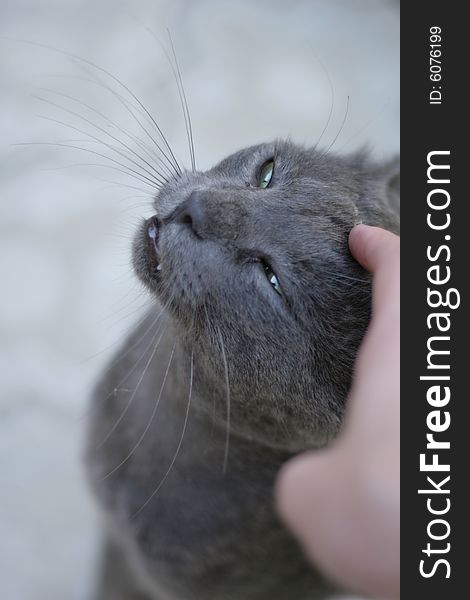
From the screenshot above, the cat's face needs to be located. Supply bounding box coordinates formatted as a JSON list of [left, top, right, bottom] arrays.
[[133, 140, 399, 449]]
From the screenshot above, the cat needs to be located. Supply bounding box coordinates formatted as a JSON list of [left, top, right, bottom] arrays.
[[86, 139, 399, 599]]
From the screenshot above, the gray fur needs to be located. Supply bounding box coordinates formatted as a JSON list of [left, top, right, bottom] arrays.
[[86, 141, 399, 599]]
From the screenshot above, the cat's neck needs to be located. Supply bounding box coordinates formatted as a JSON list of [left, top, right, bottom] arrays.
[[169, 332, 316, 457]]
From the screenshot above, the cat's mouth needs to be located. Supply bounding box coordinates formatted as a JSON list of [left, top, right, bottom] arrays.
[[145, 215, 162, 272]]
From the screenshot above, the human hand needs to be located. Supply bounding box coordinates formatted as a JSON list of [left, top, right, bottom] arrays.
[[275, 224, 400, 599]]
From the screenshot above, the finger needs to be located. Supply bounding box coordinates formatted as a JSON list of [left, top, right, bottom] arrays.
[[276, 443, 400, 598], [275, 449, 353, 582], [346, 225, 400, 433], [349, 224, 400, 317], [348, 224, 399, 274]]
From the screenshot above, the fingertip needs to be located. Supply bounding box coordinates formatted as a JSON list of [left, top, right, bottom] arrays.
[[275, 451, 334, 531], [275, 452, 320, 534], [349, 225, 399, 273], [274, 454, 305, 524], [349, 224, 374, 268]]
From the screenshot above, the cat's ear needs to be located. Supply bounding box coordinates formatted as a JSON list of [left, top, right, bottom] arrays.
[[376, 157, 400, 213]]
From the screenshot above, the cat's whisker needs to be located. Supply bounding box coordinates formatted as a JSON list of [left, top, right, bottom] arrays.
[[132, 21, 197, 173], [102, 335, 176, 479], [114, 196, 154, 211], [48, 73, 180, 180], [329, 282, 368, 293], [96, 306, 167, 374], [81, 317, 161, 421], [26, 38, 184, 175], [310, 48, 335, 151], [43, 161, 158, 193], [336, 99, 390, 154], [85, 176, 155, 196], [76, 308, 162, 424], [217, 325, 231, 474], [166, 30, 197, 173], [19, 139, 161, 191], [37, 145, 156, 196], [322, 270, 371, 286], [79, 306, 157, 367], [35, 87, 171, 185], [96, 295, 176, 443], [94, 294, 149, 327], [321, 277, 370, 292], [200, 305, 218, 437], [7, 40, 179, 177], [323, 95, 350, 156], [96, 322, 168, 449], [39, 85, 170, 175], [34, 107, 167, 188], [131, 346, 194, 518], [75, 63, 182, 176]]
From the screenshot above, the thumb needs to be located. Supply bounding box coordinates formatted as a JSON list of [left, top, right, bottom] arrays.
[[275, 447, 360, 586], [275, 446, 397, 597]]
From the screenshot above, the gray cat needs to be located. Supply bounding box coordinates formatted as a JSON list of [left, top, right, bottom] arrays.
[[86, 140, 399, 600]]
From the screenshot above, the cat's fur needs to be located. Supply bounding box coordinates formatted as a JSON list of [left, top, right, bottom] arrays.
[[87, 141, 399, 599]]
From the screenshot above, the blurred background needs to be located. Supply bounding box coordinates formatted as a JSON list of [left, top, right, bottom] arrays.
[[0, 1, 399, 598]]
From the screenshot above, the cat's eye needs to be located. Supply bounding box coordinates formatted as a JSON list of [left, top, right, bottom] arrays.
[[263, 263, 282, 295], [258, 160, 274, 189]]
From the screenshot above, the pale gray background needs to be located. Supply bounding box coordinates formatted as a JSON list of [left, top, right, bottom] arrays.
[[0, 1, 399, 598]]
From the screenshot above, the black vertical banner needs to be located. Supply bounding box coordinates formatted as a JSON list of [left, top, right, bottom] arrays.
[[401, 3, 467, 598]]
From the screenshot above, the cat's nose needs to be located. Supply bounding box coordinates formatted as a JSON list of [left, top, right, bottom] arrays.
[[172, 191, 207, 237]]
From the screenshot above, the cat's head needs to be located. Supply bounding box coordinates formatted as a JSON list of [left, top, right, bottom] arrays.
[[133, 140, 399, 450]]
